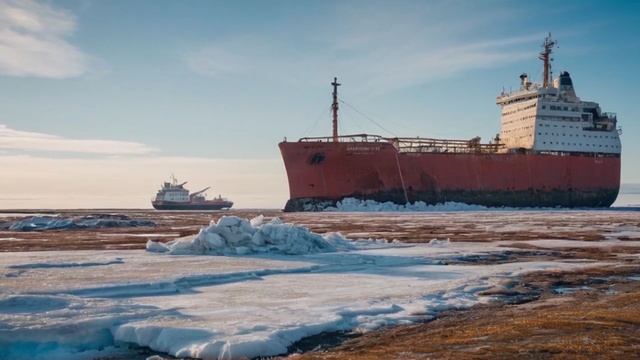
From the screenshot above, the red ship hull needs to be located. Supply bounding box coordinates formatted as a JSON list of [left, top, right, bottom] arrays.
[[279, 141, 620, 211]]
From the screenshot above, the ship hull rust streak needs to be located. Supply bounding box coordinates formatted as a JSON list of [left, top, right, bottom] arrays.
[[279, 141, 620, 211]]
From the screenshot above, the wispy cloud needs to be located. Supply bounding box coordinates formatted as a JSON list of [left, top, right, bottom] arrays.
[[0, 0, 88, 78], [186, 46, 252, 77], [0, 124, 157, 155], [184, 2, 542, 92]]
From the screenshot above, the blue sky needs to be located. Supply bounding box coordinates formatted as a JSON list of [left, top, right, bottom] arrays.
[[0, 0, 638, 208]]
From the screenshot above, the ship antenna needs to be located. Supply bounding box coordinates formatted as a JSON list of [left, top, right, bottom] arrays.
[[331, 77, 341, 142], [539, 33, 557, 88]]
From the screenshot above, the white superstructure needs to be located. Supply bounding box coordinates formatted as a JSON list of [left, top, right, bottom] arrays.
[[495, 35, 621, 155], [154, 175, 190, 202]]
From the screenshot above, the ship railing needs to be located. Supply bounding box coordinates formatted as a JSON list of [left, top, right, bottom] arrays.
[[297, 133, 505, 154], [298, 134, 387, 143], [390, 137, 505, 154]]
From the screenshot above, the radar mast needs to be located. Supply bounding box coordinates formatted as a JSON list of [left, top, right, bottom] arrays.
[[331, 77, 340, 142], [539, 33, 557, 88]]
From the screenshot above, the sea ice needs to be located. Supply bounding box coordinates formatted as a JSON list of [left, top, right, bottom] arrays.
[[324, 197, 569, 212], [146, 215, 356, 256], [326, 198, 494, 212], [4, 214, 156, 231], [0, 254, 602, 360], [0, 214, 619, 360]]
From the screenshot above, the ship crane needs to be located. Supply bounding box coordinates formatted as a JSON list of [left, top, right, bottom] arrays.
[[169, 174, 188, 187], [190, 186, 211, 198]]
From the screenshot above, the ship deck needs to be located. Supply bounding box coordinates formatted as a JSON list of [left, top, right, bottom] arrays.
[[297, 133, 505, 154]]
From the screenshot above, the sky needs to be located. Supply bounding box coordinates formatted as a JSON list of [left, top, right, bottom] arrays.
[[0, 0, 639, 209]]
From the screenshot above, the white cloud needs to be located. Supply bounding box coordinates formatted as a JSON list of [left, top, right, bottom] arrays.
[[185, 3, 542, 93], [0, 124, 157, 155], [0, 0, 88, 78], [186, 46, 251, 77], [353, 34, 540, 92]]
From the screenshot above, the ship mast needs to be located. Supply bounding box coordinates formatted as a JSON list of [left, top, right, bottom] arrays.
[[539, 33, 557, 88], [331, 77, 340, 142]]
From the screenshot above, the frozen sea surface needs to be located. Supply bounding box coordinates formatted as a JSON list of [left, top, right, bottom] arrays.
[[0, 235, 608, 360]]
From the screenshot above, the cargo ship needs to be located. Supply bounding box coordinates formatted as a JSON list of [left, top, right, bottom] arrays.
[[279, 35, 622, 211], [151, 176, 233, 210]]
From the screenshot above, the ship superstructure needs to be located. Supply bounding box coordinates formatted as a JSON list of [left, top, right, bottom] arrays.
[[152, 176, 233, 210], [154, 176, 190, 203], [496, 35, 621, 155], [278, 35, 621, 211]]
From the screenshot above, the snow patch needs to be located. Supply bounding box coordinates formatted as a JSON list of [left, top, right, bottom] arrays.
[[324, 197, 570, 212], [146, 216, 355, 256], [428, 238, 450, 247]]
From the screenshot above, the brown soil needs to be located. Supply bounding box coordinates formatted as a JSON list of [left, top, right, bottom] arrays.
[[291, 265, 640, 360]]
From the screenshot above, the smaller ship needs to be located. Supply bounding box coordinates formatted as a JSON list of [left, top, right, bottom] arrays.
[[152, 175, 233, 210]]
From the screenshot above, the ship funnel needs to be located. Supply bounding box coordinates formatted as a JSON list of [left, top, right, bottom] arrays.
[[519, 73, 531, 89], [520, 73, 531, 90], [558, 71, 577, 99]]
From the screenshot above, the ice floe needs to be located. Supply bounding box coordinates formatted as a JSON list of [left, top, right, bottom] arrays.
[[0, 293, 162, 360], [4, 214, 156, 231], [146, 215, 359, 256]]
